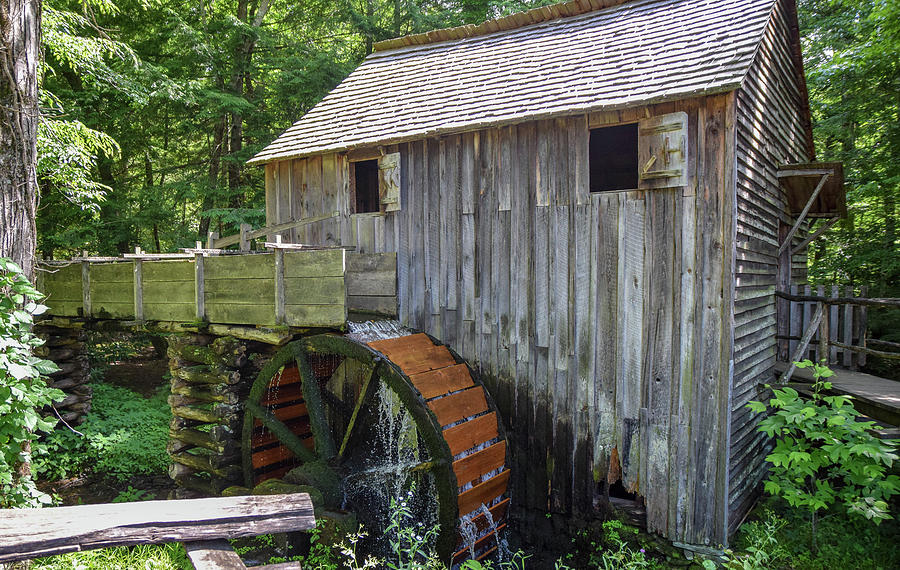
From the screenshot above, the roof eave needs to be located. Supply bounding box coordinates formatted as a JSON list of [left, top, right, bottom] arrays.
[[246, 83, 742, 167]]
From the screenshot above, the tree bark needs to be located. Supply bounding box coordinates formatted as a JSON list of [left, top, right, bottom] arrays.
[[0, 0, 41, 279]]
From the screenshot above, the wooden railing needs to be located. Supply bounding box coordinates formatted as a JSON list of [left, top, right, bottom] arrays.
[[37, 249, 398, 329], [775, 285, 900, 383], [208, 211, 340, 250], [0, 493, 313, 569]]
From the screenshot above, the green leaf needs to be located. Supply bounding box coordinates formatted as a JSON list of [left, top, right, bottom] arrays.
[[746, 401, 767, 413]]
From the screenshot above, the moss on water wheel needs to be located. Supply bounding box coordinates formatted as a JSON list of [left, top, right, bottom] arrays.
[[241, 333, 510, 564]]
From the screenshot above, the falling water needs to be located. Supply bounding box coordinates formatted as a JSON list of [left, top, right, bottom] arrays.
[[347, 319, 414, 344], [457, 502, 511, 566], [340, 378, 439, 555]]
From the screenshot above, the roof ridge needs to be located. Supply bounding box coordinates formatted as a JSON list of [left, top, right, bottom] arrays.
[[372, 0, 634, 52]]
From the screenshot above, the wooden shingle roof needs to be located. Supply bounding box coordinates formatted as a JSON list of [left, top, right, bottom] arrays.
[[250, 0, 777, 165]]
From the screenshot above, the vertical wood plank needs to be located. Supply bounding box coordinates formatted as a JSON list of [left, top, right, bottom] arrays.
[[574, 115, 590, 206], [644, 189, 675, 534], [274, 247, 285, 324], [306, 155, 323, 244], [291, 159, 306, 242], [81, 261, 91, 318], [322, 153, 339, 245], [594, 193, 619, 487], [397, 145, 410, 324], [410, 142, 426, 329], [617, 195, 644, 425], [265, 164, 276, 228], [194, 254, 205, 321], [133, 258, 143, 322]]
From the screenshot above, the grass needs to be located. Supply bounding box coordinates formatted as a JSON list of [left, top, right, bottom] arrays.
[[29, 544, 191, 570]]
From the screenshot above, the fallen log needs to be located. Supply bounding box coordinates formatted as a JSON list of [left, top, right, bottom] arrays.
[[0, 494, 314, 563]]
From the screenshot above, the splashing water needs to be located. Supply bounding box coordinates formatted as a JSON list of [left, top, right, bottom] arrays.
[[347, 319, 414, 344], [341, 379, 438, 555], [457, 502, 511, 566]]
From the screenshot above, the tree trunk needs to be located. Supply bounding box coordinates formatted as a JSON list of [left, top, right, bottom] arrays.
[[0, 0, 41, 280], [199, 114, 225, 240]]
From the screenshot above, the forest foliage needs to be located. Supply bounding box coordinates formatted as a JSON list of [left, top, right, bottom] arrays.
[[36, 0, 898, 299]]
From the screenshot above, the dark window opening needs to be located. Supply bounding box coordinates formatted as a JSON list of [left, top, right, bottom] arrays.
[[607, 479, 638, 502], [353, 159, 380, 213], [590, 123, 639, 192]]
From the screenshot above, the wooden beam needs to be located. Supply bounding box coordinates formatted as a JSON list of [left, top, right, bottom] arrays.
[[776, 168, 834, 178], [778, 303, 824, 384], [213, 212, 340, 249], [239, 224, 252, 252], [778, 173, 829, 254], [184, 539, 247, 570], [775, 290, 900, 308], [0, 494, 315, 564], [122, 253, 195, 259], [791, 216, 840, 256]]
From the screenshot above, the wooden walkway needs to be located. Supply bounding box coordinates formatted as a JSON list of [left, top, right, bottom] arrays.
[[775, 362, 900, 428]]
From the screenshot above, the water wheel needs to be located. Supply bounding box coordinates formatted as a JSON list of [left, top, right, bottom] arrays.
[[241, 332, 510, 564]]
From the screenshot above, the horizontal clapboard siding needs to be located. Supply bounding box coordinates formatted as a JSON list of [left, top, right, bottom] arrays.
[[730, 0, 812, 533]]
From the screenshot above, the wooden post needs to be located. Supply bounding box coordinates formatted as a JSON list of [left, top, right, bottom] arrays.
[[207, 231, 219, 250], [239, 224, 252, 252], [274, 235, 285, 324], [133, 247, 144, 323], [195, 250, 206, 321], [776, 222, 792, 361], [778, 172, 830, 254], [778, 302, 825, 383], [81, 253, 91, 318], [842, 285, 853, 368], [858, 285, 868, 368]]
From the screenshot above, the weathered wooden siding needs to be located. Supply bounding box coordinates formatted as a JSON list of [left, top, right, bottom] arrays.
[[265, 153, 350, 245], [39, 251, 367, 330], [731, 0, 811, 533], [275, 95, 738, 545]]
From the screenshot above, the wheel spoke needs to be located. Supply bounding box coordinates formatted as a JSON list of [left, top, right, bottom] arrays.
[[338, 361, 379, 459], [245, 400, 317, 463], [293, 345, 338, 460]]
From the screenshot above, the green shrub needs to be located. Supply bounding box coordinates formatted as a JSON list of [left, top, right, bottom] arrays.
[[0, 258, 65, 508], [746, 360, 899, 547], [34, 382, 172, 482]]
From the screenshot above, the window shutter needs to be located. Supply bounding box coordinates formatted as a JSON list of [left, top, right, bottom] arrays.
[[378, 152, 401, 212], [637, 111, 688, 189]]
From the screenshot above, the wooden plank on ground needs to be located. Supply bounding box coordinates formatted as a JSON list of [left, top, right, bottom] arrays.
[[0, 494, 314, 564], [184, 539, 247, 570]]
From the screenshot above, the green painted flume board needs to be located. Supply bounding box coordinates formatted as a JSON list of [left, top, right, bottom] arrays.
[[36, 251, 397, 329]]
